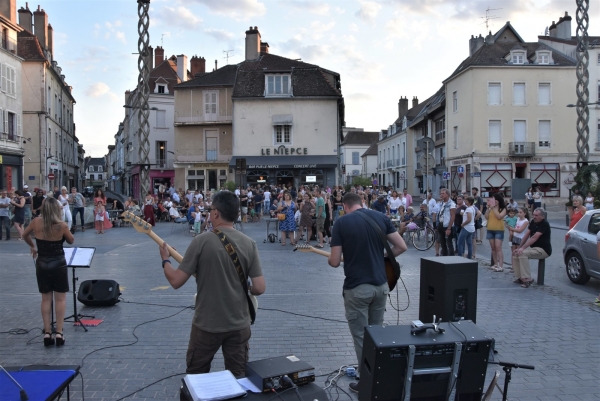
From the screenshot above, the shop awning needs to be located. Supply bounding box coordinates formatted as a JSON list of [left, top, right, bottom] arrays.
[[229, 155, 338, 169]]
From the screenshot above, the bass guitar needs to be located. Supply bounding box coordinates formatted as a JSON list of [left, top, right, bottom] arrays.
[[120, 211, 258, 312], [293, 244, 399, 291]]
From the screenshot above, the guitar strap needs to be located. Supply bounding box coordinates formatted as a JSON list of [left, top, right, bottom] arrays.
[[212, 228, 256, 325], [354, 209, 401, 281]]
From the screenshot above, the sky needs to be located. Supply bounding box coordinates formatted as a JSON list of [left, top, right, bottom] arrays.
[[23, 0, 599, 157]]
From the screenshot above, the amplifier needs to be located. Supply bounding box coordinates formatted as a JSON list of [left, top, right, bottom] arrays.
[[359, 321, 492, 401], [245, 355, 315, 392]]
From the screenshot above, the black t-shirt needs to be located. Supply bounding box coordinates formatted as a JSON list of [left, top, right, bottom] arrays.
[[528, 219, 552, 256], [372, 199, 387, 213], [240, 195, 248, 207], [331, 209, 396, 289], [454, 205, 467, 227], [473, 196, 485, 216]]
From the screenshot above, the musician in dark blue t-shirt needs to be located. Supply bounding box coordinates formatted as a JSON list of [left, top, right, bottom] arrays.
[[328, 193, 407, 393]]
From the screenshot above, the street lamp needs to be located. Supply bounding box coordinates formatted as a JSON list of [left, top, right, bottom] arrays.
[[566, 101, 600, 107], [123, 105, 159, 110]]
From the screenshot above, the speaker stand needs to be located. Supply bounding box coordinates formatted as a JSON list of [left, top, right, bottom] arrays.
[[63, 266, 94, 332]]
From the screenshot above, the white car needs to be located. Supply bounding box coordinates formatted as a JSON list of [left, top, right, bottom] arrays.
[[563, 210, 600, 284]]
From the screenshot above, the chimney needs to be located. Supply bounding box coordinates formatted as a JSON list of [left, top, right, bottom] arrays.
[[260, 41, 269, 54], [214, 59, 217, 71], [0, 0, 17, 23], [190, 56, 206, 77], [549, 21, 557, 37], [147, 45, 153, 70], [47, 23, 53, 60], [155, 46, 164, 67], [469, 34, 484, 56], [33, 5, 48, 50], [398, 97, 408, 118], [485, 30, 495, 45], [556, 11, 572, 40], [176, 54, 188, 81], [412, 96, 419, 109], [125, 90, 130, 116], [245, 26, 261, 61], [18, 4, 32, 32]]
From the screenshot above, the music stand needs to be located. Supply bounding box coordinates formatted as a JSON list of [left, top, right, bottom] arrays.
[[63, 247, 96, 332]]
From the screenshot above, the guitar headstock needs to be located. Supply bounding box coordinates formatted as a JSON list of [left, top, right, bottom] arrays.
[[121, 211, 153, 234], [293, 244, 314, 252]]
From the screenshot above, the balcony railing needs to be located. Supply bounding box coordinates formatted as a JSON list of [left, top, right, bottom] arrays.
[[395, 158, 401, 166], [0, 132, 17, 142], [174, 110, 233, 124], [508, 142, 536, 156], [149, 158, 174, 169], [175, 154, 232, 164], [386, 160, 393, 167]]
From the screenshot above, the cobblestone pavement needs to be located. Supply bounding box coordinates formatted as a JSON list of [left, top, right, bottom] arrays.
[[0, 217, 598, 400]]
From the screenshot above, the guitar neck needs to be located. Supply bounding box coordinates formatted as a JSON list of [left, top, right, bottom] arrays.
[[310, 248, 332, 258], [146, 230, 184, 263]]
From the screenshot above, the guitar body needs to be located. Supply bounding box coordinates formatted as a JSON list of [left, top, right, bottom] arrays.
[[384, 257, 399, 292]]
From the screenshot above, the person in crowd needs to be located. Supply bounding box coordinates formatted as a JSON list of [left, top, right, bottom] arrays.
[[10, 190, 26, 241], [533, 187, 543, 209], [23, 197, 74, 347], [240, 190, 248, 223], [323, 193, 333, 245], [70, 187, 86, 231], [512, 208, 552, 288], [129, 199, 141, 214], [471, 187, 485, 244], [423, 192, 436, 220], [431, 198, 442, 256], [403, 188, 412, 209], [584, 191, 595, 211], [388, 191, 403, 216], [52, 186, 60, 200], [453, 195, 467, 249], [143, 190, 156, 226], [253, 191, 263, 222], [276, 191, 297, 246], [299, 193, 315, 246], [456, 196, 478, 259], [263, 188, 271, 215], [504, 208, 518, 243], [58, 187, 73, 231], [569, 195, 587, 230], [371, 195, 388, 214], [507, 207, 530, 273], [124, 196, 134, 210], [437, 188, 456, 256], [398, 206, 415, 236], [332, 191, 343, 221], [94, 200, 105, 234], [525, 187, 534, 214], [314, 192, 326, 248], [485, 193, 508, 272], [158, 191, 266, 377], [0, 189, 11, 240], [22, 184, 32, 221], [328, 193, 407, 393], [32, 189, 45, 218], [508, 198, 519, 210]]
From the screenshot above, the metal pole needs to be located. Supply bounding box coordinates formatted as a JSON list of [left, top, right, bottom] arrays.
[[575, 0, 590, 168], [137, 0, 151, 200]]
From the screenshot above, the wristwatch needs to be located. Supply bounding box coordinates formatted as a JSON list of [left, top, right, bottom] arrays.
[[162, 259, 170, 268]]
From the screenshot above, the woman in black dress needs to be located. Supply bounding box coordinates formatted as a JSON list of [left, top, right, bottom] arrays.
[[10, 190, 26, 240], [23, 197, 74, 346], [32, 189, 45, 217]]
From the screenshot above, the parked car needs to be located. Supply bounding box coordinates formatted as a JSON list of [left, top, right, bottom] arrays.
[[563, 209, 600, 284]]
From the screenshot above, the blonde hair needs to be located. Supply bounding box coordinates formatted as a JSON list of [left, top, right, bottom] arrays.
[[41, 197, 64, 238], [61, 186, 68, 193]]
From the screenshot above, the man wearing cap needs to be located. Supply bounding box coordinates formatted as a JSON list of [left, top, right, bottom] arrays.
[[371, 195, 388, 214], [22, 184, 32, 221]]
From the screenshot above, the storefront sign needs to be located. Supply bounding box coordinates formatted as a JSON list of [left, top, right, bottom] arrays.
[[500, 157, 542, 162], [293, 164, 316, 168], [563, 173, 575, 189], [248, 165, 280, 169], [452, 159, 468, 165], [261, 146, 308, 156]]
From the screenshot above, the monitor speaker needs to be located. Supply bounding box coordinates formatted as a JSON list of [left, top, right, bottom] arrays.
[[419, 256, 478, 323], [78, 279, 121, 306]]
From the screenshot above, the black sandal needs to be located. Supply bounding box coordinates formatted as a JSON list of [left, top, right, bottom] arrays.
[[521, 280, 533, 288], [43, 332, 55, 346], [55, 332, 65, 346]]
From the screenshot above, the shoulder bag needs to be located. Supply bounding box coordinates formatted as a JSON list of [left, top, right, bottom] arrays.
[[212, 229, 257, 324], [354, 209, 401, 291]]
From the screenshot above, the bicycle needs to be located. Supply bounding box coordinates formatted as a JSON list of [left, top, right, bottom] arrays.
[[402, 218, 436, 251]]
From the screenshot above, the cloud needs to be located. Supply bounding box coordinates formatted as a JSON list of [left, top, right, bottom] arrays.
[[346, 93, 374, 102], [355, 0, 382, 23], [204, 28, 235, 41], [94, 20, 127, 44], [279, 37, 329, 61], [161, 6, 202, 30], [85, 82, 110, 98], [191, 0, 266, 20], [287, 0, 330, 15], [389, 0, 534, 21]]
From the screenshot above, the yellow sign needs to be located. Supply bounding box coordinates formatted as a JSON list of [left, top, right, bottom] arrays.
[[0, 155, 3, 163]]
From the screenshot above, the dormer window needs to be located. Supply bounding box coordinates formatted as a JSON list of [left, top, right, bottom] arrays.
[[511, 51, 526, 64], [535, 50, 553, 65], [265, 75, 291, 96], [155, 84, 168, 94]]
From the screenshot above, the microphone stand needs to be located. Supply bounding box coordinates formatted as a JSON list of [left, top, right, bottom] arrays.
[[0, 364, 29, 400], [488, 360, 535, 401]]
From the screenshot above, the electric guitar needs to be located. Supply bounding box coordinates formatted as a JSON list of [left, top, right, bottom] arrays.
[[121, 211, 258, 312], [293, 244, 399, 291]]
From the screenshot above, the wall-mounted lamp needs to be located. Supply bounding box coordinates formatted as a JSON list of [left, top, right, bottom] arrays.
[[566, 101, 600, 107], [22, 137, 32, 144], [167, 151, 175, 155]]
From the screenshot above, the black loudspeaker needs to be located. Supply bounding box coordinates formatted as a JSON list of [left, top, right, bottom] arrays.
[[359, 321, 492, 401], [419, 256, 478, 323], [77, 280, 121, 306]]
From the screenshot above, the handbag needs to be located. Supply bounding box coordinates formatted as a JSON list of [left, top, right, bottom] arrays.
[[277, 213, 286, 221], [512, 237, 522, 245], [212, 229, 257, 324]]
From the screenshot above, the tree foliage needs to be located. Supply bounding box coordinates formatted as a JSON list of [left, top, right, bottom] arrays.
[[572, 164, 600, 208], [224, 181, 237, 192]]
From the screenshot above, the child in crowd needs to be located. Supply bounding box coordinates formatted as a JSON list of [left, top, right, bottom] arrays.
[[504, 208, 518, 243], [94, 201, 105, 234]]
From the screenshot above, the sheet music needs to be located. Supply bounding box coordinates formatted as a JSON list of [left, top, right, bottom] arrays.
[[63, 247, 95, 267], [184, 370, 246, 401]]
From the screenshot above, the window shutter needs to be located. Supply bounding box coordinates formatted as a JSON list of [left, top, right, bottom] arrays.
[[489, 120, 501, 146], [156, 110, 166, 127], [513, 83, 525, 105], [17, 113, 20, 136], [538, 120, 551, 145], [0, 108, 3, 133], [211, 92, 216, 113], [204, 92, 210, 114], [538, 84, 550, 105], [488, 83, 501, 105], [1, 64, 5, 92], [3, 110, 7, 133], [9, 67, 15, 96], [514, 120, 527, 142]]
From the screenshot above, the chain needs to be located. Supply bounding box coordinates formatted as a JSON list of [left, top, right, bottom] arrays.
[[575, 0, 589, 167], [137, 0, 151, 199]]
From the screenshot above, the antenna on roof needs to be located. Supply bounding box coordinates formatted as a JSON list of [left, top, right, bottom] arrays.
[[223, 49, 234, 64], [161, 32, 170, 47], [480, 7, 502, 32]]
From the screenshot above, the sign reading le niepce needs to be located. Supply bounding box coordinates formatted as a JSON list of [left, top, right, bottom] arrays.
[[261, 145, 308, 156]]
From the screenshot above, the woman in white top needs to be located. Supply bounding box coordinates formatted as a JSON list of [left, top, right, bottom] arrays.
[[508, 207, 530, 282], [585, 191, 595, 210], [525, 188, 534, 213], [389, 191, 403, 215], [58, 186, 72, 230], [533, 187, 542, 209], [456, 196, 477, 259]]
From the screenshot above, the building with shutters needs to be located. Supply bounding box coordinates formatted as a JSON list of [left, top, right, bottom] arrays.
[[443, 21, 577, 199], [340, 128, 378, 184]]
